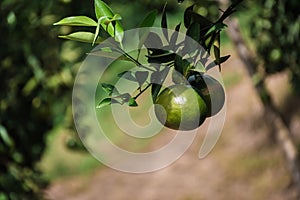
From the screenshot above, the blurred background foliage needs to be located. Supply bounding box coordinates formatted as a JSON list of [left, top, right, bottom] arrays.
[[0, 0, 299, 199], [249, 0, 300, 93]]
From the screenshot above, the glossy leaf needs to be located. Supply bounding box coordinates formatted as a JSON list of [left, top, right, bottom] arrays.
[[161, 3, 169, 42], [59, 32, 104, 44], [97, 97, 120, 109], [94, 0, 124, 43], [135, 71, 149, 87], [53, 16, 97, 26]]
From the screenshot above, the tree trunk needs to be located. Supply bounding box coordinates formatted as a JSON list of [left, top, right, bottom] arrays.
[[225, 15, 300, 192]]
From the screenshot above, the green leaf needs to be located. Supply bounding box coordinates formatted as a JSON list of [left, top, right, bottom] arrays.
[[206, 55, 230, 71], [128, 98, 138, 107], [161, 3, 169, 42], [101, 83, 119, 95], [139, 10, 157, 28], [118, 71, 136, 81], [97, 98, 120, 109], [53, 16, 97, 26], [94, 0, 124, 43], [135, 71, 149, 87], [184, 5, 194, 28], [59, 32, 104, 44], [95, 0, 114, 19], [0, 125, 13, 147], [217, 55, 231, 64], [186, 22, 200, 42]]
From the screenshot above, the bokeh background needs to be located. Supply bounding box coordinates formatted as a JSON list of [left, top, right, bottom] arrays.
[[1, 0, 300, 199]]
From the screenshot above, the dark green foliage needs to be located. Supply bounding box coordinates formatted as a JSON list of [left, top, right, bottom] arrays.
[[0, 0, 94, 199], [250, 0, 300, 94]]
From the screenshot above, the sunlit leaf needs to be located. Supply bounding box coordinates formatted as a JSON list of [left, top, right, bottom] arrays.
[[53, 16, 97, 26], [94, 0, 124, 43], [95, 0, 114, 19], [59, 32, 104, 44]]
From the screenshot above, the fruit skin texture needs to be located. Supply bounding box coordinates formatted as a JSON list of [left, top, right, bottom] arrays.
[[189, 74, 225, 117], [154, 84, 207, 131]]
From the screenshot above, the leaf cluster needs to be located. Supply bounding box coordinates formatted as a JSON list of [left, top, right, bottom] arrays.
[[54, 0, 241, 108]]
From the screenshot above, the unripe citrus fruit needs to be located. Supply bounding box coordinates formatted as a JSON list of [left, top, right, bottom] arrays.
[[154, 84, 207, 130], [188, 74, 225, 116]]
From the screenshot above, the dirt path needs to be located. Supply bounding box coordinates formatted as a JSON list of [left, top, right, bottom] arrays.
[[45, 57, 299, 200]]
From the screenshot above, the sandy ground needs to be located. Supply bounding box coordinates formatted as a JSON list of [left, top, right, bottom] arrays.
[[44, 56, 300, 200]]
